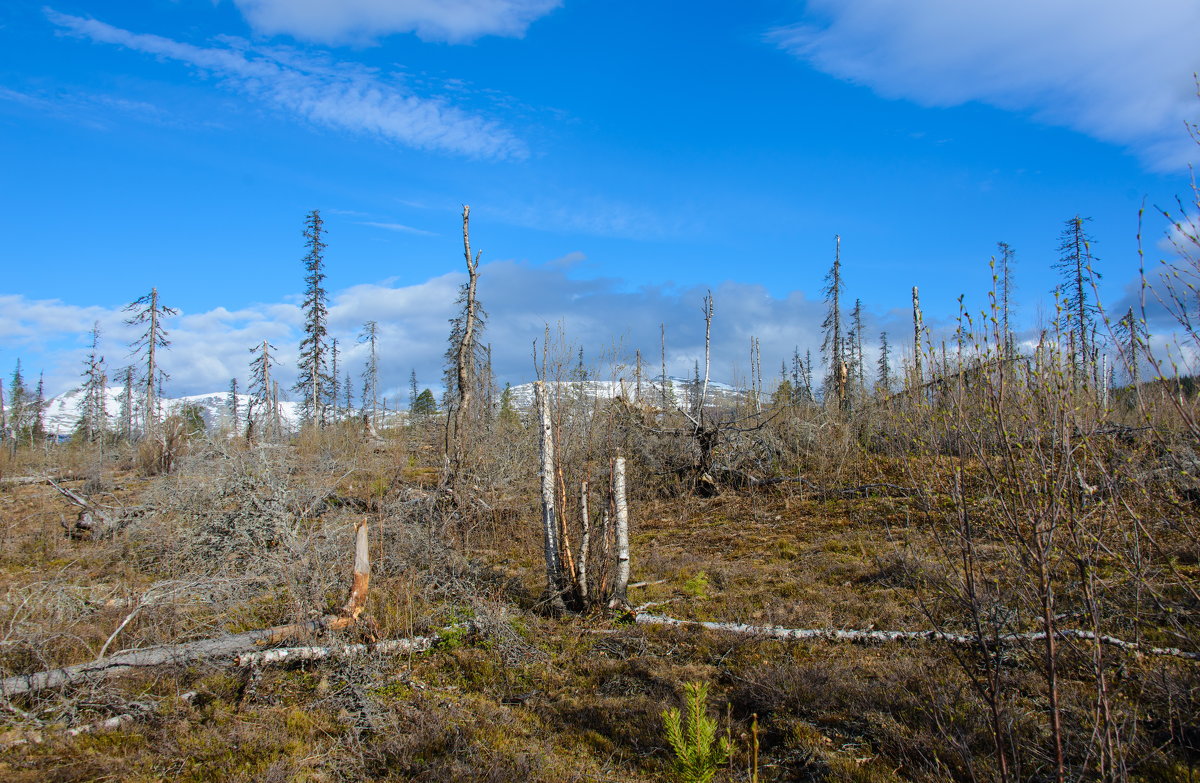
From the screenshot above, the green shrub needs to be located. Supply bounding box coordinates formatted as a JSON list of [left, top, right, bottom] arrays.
[[663, 681, 730, 783]]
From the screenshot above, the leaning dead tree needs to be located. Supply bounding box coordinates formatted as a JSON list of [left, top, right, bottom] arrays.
[[1, 518, 371, 697], [445, 205, 483, 479]]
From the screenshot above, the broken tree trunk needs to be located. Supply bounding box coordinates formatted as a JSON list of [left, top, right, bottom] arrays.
[[535, 381, 567, 614], [1, 519, 371, 698], [262, 518, 370, 642], [608, 456, 631, 610], [47, 478, 132, 539]]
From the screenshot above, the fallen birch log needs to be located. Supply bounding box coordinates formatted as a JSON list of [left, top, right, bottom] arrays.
[[234, 634, 441, 667], [634, 613, 1200, 662], [0, 474, 86, 487], [1, 519, 373, 698]]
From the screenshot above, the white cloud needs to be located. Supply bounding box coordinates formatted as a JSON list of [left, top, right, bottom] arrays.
[[771, 0, 1200, 170], [46, 9, 526, 160], [231, 0, 561, 45], [0, 263, 841, 403], [491, 194, 687, 240], [358, 221, 439, 236], [1157, 209, 1199, 257]]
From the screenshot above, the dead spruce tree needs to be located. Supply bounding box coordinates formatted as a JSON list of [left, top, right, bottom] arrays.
[[444, 205, 485, 478], [359, 320, 381, 433], [295, 209, 330, 428], [123, 288, 177, 437], [911, 285, 925, 390], [247, 340, 280, 441], [997, 240, 1017, 359], [1055, 215, 1101, 389], [822, 235, 846, 411], [78, 321, 108, 442], [117, 365, 135, 440], [227, 377, 240, 434]]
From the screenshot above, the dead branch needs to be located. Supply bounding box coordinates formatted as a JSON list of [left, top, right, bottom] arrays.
[[1, 692, 199, 750]]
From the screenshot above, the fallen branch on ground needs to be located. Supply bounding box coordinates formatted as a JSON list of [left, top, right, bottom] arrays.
[[0, 692, 198, 749], [0, 519, 373, 697], [634, 613, 1200, 661]]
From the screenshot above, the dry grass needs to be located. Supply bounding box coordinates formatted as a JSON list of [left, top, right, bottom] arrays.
[[0, 407, 1197, 782]]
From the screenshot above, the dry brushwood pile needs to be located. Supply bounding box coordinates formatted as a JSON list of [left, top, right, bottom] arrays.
[[1, 371, 1199, 783]]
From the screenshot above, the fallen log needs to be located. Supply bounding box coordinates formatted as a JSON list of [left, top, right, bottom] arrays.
[[234, 634, 440, 667], [1, 519, 372, 698], [634, 613, 1200, 662], [0, 474, 86, 487]]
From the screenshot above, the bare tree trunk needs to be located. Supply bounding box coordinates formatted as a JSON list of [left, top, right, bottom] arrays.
[[912, 285, 924, 391], [608, 456, 631, 610], [660, 323, 669, 411], [146, 287, 159, 435], [578, 480, 591, 604], [699, 293, 713, 424], [635, 350, 643, 402], [450, 205, 481, 475], [535, 381, 566, 613]]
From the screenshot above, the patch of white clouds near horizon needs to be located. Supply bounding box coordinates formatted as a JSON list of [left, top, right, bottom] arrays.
[[8, 242, 1198, 401], [773, 0, 1200, 170], [2, 257, 860, 400]]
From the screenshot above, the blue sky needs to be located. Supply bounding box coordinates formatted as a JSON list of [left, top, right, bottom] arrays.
[[2, 0, 1198, 400]]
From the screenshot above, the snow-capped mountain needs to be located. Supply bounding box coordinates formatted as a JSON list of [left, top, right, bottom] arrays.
[[42, 387, 301, 436], [504, 376, 746, 410], [41, 376, 748, 437]]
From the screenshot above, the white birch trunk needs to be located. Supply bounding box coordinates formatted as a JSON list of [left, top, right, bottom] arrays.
[[608, 456, 630, 609], [535, 381, 566, 612], [578, 480, 591, 603]]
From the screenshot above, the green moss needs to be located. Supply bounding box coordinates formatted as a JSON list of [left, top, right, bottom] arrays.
[[682, 571, 710, 599]]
